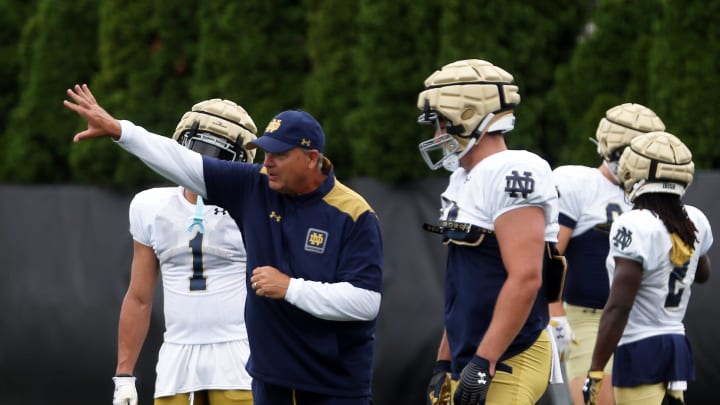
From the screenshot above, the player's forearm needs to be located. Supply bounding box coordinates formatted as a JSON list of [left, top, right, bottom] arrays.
[[116, 299, 152, 374], [116, 120, 207, 197], [478, 274, 540, 360], [437, 330, 452, 361], [285, 279, 381, 321], [589, 304, 628, 371], [549, 301, 565, 317], [695, 254, 710, 284]]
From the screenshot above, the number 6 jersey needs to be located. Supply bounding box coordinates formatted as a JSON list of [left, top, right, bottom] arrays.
[[606, 205, 713, 346]]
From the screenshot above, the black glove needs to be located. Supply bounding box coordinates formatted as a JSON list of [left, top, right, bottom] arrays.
[[426, 360, 452, 405], [453, 355, 493, 405], [582, 371, 604, 405]]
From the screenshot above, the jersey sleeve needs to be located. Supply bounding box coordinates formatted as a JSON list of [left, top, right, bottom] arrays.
[[608, 213, 648, 265], [552, 165, 585, 228], [202, 158, 265, 217], [486, 154, 557, 223], [128, 190, 154, 247], [686, 205, 714, 255], [117, 120, 207, 196]]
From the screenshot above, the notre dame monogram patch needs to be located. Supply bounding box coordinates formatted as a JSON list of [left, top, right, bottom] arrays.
[[505, 170, 535, 198], [612, 226, 633, 249], [305, 228, 328, 254]]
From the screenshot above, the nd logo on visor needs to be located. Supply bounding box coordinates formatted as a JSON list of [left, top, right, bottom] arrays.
[[265, 118, 282, 132]]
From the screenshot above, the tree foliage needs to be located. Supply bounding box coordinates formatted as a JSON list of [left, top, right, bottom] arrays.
[[303, 0, 359, 179], [0, 0, 717, 188], [649, 0, 720, 169], [0, 0, 37, 137], [347, 0, 444, 182], [548, 0, 664, 167], [0, 0, 97, 182]]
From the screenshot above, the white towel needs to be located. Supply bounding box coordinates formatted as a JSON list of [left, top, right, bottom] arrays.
[[668, 380, 687, 391], [546, 325, 565, 384]]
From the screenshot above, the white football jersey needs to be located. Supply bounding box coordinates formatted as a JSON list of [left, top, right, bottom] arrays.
[[606, 205, 713, 346], [129, 187, 252, 394], [553, 165, 632, 235], [440, 149, 559, 241]]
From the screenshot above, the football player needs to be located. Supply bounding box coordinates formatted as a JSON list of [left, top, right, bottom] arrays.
[[551, 103, 665, 405], [418, 59, 563, 405], [113, 99, 257, 405], [583, 131, 712, 405]]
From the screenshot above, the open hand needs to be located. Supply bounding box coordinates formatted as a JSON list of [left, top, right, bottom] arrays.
[[63, 84, 122, 142]]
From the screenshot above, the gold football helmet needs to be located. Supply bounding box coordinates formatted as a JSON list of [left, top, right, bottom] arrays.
[[417, 59, 520, 171], [595, 103, 665, 162], [617, 131, 694, 202], [172, 99, 257, 162]]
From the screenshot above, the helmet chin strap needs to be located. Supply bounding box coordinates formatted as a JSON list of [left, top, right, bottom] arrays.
[[443, 137, 477, 171], [442, 112, 516, 172]]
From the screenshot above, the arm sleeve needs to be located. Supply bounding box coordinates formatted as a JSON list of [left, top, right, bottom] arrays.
[[116, 120, 207, 197], [688, 206, 714, 255], [488, 155, 558, 223], [608, 215, 647, 264], [128, 193, 151, 246], [284, 279, 381, 321], [552, 166, 581, 228]]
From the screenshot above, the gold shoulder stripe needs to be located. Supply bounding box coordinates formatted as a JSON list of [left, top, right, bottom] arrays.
[[323, 179, 375, 221]]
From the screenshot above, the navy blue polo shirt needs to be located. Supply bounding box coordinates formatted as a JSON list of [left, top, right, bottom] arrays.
[[202, 157, 383, 396]]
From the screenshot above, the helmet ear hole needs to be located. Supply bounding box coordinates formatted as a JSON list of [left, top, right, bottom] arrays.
[[461, 109, 474, 120]]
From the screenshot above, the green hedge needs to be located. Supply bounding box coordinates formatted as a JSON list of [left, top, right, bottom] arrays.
[[0, 0, 716, 189]]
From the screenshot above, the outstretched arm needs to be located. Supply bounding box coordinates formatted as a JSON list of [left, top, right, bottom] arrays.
[[63, 84, 122, 141], [64, 84, 208, 196]]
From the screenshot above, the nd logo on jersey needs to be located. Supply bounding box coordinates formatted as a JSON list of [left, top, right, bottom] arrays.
[[612, 226, 633, 249], [505, 170, 535, 198], [305, 228, 328, 254]]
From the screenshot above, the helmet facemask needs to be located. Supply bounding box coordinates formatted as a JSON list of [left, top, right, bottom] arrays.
[[597, 146, 627, 182], [417, 106, 476, 171], [417, 109, 516, 171]]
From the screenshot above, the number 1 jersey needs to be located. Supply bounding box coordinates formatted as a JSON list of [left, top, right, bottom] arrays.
[[129, 186, 248, 344]]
